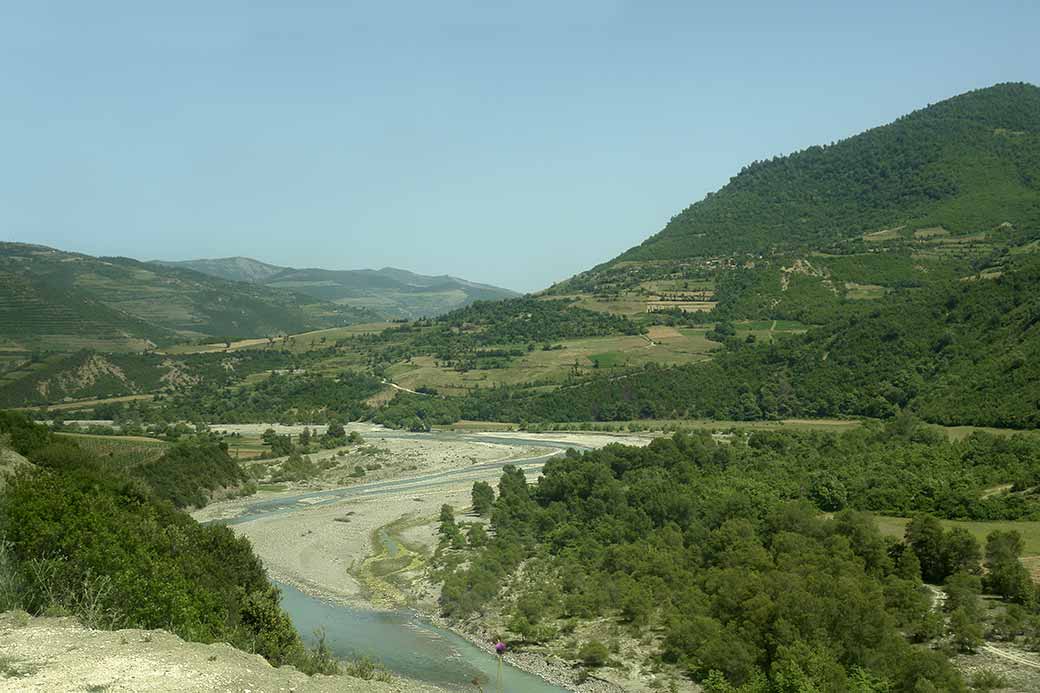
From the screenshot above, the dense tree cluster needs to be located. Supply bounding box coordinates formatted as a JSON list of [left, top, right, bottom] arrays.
[[134, 439, 252, 508], [154, 370, 383, 424], [434, 424, 1040, 690]]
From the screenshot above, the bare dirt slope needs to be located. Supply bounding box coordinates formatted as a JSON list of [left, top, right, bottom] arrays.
[[0, 611, 437, 692], [0, 445, 32, 491]]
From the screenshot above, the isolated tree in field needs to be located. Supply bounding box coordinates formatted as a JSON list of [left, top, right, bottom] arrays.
[[471, 481, 495, 516], [269, 434, 293, 457], [438, 504, 458, 539], [299, 427, 311, 447], [326, 421, 345, 439]]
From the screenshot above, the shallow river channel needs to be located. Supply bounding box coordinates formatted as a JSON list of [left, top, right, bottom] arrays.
[[220, 432, 585, 692]]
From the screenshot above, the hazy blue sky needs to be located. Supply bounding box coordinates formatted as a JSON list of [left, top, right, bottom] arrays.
[[1, 2, 1037, 292]]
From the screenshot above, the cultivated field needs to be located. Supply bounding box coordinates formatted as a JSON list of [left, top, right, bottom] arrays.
[[384, 331, 718, 395]]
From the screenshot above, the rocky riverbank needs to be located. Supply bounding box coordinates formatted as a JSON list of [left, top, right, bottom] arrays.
[[422, 610, 629, 693]]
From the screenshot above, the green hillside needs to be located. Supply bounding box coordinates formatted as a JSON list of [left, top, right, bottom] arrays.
[[158, 258, 520, 319], [466, 254, 1040, 428], [612, 82, 1040, 263], [0, 243, 379, 350], [12, 84, 1040, 434]]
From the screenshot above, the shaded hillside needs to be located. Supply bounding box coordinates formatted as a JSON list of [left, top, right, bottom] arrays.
[[0, 243, 378, 350], [610, 82, 1040, 263], [160, 258, 519, 319]]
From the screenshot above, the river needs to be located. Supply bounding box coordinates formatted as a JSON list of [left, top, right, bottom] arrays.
[[217, 430, 593, 692]]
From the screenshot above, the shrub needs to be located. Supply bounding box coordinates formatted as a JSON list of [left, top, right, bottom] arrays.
[[578, 640, 610, 667]]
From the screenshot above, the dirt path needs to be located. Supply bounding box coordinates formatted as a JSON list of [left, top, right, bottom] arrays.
[[981, 644, 1040, 670], [381, 378, 428, 396]]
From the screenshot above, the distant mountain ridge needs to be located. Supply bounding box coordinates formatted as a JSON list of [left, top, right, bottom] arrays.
[[155, 256, 287, 284], [0, 242, 378, 351], [155, 258, 519, 320]]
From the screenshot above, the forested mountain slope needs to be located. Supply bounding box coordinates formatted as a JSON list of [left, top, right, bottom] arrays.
[[611, 82, 1040, 263]]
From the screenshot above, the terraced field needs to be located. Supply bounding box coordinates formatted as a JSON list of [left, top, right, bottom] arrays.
[[56, 432, 170, 468]]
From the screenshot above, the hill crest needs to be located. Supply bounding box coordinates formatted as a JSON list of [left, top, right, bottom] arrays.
[[606, 82, 1040, 265]]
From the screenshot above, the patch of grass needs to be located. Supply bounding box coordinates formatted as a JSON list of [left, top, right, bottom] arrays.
[[863, 227, 905, 242], [0, 656, 37, 679], [342, 656, 394, 682], [368, 555, 414, 578], [913, 226, 950, 239], [934, 424, 1040, 441], [844, 283, 888, 300], [970, 668, 1010, 691], [164, 323, 396, 355], [876, 516, 1040, 555], [588, 352, 627, 369]]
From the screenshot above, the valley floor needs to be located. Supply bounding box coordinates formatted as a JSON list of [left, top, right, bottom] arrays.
[[194, 425, 658, 692]]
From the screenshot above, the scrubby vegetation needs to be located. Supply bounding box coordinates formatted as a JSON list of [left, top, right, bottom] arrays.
[[0, 412, 330, 673]]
